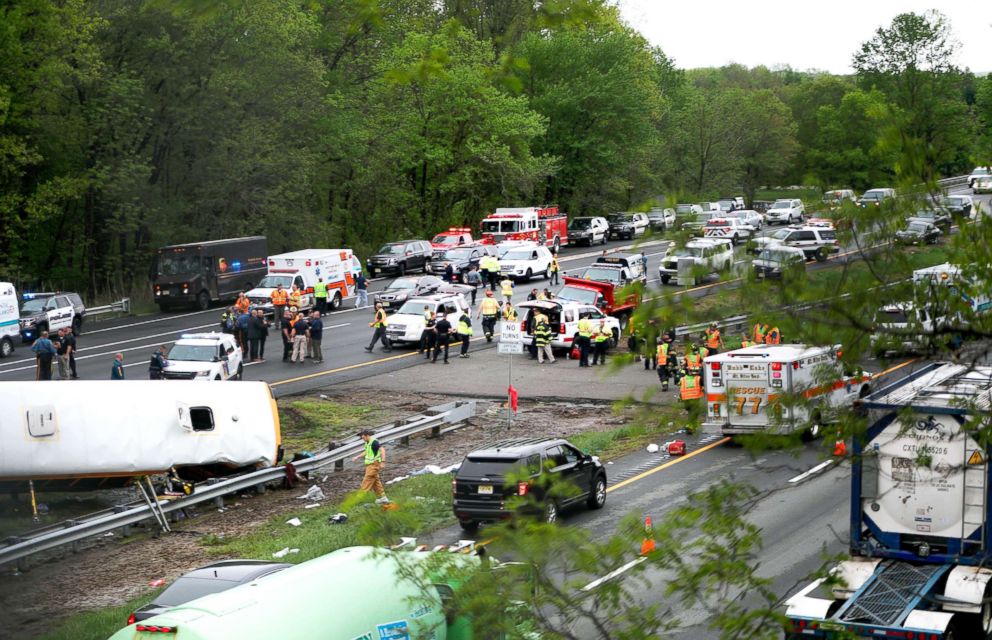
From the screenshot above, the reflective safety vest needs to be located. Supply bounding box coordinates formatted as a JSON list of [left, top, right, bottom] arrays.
[[363, 438, 382, 465], [685, 353, 702, 370], [271, 289, 288, 305], [550, 257, 560, 272], [234, 296, 250, 314], [534, 322, 552, 347], [656, 342, 669, 366], [313, 281, 328, 299], [481, 298, 500, 316], [740, 339, 753, 348], [503, 305, 517, 321], [765, 327, 781, 345], [577, 318, 592, 338], [698, 346, 709, 360], [457, 316, 473, 336], [594, 328, 610, 343], [481, 255, 496, 272], [423, 309, 433, 322], [753, 323, 766, 343], [680, 375, 703, 400], [288, 288, 302, 309], [500, 279, 514, 297], [372, 308, 387, 328], [705, 328, 721, 349]]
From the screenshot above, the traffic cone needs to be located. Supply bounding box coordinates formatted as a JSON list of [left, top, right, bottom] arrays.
[[640, 516, 655, 555], [833, 438, 847, 457]]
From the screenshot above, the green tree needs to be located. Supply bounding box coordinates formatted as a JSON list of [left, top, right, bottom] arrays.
[[736, 89, 798, 204], [805, 89, 893, 190]]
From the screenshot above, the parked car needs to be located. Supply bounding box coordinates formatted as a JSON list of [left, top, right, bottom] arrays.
[[940, 195, 973, 219], [567, 216, 609, 246], [680, 210, 723, 236], [967, 166, 991, 189], [752, 225, 839, 262], [162, 332, 243, 380], [675, 203, 704, 217], [822, 189, 857, 208], [703, 217, 755, 245], [129, 560, 290, 624], [907, 208, 951, 232], [365, 240, 433, 277], [753, 246, 807, 279], [19, 292, 86, 342], [658, 238, 733, 285], [375, 275, 444, 311], [717, 197, 745, 212], [452, 437, 607, 531], [974, 175, 992, 195], [857, 188, 896, 207], [606, 213, 649, 240], [895, 220, 942, 245], [647, 207, 676, 231], [723, 209, 763, 230], [579, 252, 648, 286], [499, 244, 554, 281], [764, 199, 806, 225]]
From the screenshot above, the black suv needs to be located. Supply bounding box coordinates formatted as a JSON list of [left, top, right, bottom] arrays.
[[366, 240, 433, 277], [427, 244, 496, 283], [453, 438, 607, 532]]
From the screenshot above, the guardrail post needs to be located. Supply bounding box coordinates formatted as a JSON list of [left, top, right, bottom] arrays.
[[66, 520, 80, 553], [335, 458, 344, 471], [113, 505, 132, 537], [397, 420, 411, 447]]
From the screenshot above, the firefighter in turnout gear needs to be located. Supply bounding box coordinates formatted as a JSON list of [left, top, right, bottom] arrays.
[[684, 345, 702, 376], [704, 322, 723, 354], [478, 290, 501, 342], [534, 314, 555, 364], [656, 341, 672, 390]]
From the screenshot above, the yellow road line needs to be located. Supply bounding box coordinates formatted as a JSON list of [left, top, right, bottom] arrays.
[[605, 437, 731, 493]]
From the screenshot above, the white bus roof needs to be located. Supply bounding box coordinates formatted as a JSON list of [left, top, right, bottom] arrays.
[[865, 363, 992, 412], [706, 344, 836, 361], [269, 249, 352, 260]]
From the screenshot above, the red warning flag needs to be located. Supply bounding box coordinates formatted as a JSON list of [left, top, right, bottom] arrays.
[[508, 385, 519, 412]]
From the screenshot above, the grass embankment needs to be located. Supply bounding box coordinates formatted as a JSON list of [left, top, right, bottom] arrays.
[[278, 398, 386, 454], [38, 593, 159, 640]]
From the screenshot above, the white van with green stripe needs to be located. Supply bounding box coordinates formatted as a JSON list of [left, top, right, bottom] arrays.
[[0, 282, 18, 357]]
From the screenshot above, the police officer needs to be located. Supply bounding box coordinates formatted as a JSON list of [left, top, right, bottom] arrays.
[[220, 307, 236, 334], [148, 345, 168, 379], [364, 302, 392, 352], [478, 290, 501, 342], [576, 316, 592, 367], [313, 277, 328, 313]]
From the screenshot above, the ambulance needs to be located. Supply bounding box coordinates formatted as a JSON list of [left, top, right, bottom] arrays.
[[701, 344, 871, 439], [246, 249, 356, 314], [0, 282, 18, 358]]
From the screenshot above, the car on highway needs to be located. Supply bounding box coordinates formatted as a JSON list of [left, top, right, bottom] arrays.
[[717, 196, 745, 212], [908, 207, 951, 232], [722, 208, 763, 230], [162, 332, 243, 380], [567, 216, 609, 246], [680, 210, 723, 236], [365, 240, 433, 277], [647, 207, 676, 231], [895, 220, 941, 245], [129, 560, 290, 624], [384, 294, 470, 347], [752, 225, 838, 262], [19, 292, 85, 343], [974, 175, 992, 194], [452, 437, 607, 531], [822, 189, 857, 208], [658, 238, 733, 285], [578, 252, 648, 286], [968, 165, 991, 189], [703, 217, 755, 244], [606, 212, 649, 240], [763, 198, 805, 225], [857, 187, 896, 207], [752, 246, 806, 279], [374, 275, 444, 311], [940, 194, 973, 219], [518, 298, 621, 350], [675, 203, 704, 217], [426, 244, 497, 282], [499, 244, 554, 282]]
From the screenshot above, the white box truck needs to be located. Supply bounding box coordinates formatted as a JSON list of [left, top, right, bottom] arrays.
[[246, 249, 357, 314], [702, 344, 871, 439]]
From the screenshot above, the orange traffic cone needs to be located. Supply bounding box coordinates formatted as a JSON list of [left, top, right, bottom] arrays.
[[640, 516, 656, 555], [833, 439, 847, 457]]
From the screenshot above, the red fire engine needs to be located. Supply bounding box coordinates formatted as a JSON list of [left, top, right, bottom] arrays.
[[479, 206, 569, 251]]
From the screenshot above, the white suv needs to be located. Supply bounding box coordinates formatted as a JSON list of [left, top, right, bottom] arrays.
[[518, 299, 621, 351], [658, 238, 734, 285], [764, 199, 805, 225], [703, 217, 755, 244], [499, 244, 554, 282], [163, 333, 243, 380], [752, 225, 839, 262], [385, 294, 470, 346]]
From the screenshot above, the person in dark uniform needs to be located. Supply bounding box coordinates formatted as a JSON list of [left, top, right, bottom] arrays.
[[63, 328, 78, 378], [31, 331, 56, 380], [433, 315, 453, 364], [421, 312, 437, 359], [148, 345, 168, 379], [280, 309, 294, 362]]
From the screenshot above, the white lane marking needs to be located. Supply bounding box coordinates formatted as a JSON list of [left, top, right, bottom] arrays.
[[0, 324, 349, 376], [581, 556, 647, 591], [787, 459, 836, 484], [558, 239, 669, 264], [85, 307, 217, 334]]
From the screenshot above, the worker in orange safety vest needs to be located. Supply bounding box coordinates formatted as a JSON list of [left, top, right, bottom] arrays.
[[704, 322, 724, 354], [765, 326, 781, 345]]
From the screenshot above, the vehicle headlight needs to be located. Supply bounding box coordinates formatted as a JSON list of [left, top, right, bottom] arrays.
[[387, 258, 396, 264], [195, 370, 212, 378]]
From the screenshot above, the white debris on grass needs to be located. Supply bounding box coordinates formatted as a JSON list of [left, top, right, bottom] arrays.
[[272, 547, 300, 558], [286, 517, 302, 527], [297, 485, 325, 502]]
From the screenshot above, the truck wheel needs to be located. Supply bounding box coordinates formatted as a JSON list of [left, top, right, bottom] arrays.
[[525, 268, 532, 282], [330, 293, 342, 310], [0, 338, 12, 358], [459, 519, 479, 533], [399, 262, 406, 276], [423, 259, 431, 273], [801, 412, 822, 443], [815, 248, 828, 262], [196, 291, 210, 311]]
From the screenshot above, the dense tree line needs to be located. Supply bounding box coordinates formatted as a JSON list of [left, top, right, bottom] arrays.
[[0, 2, 987, 298]]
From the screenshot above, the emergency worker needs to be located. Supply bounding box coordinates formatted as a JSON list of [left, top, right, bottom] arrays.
[[549, 253, 561, 285], [421, 312, 437, 359], [234, 292, 251, 315], [656, 340, 671, 390], [352, 429, 389, 504], [502, 301, 518, 322], [288, 285, 302, 313], [148, 345, 168, 380], [753, 322, 767, 344], [591, 321, 610, 366], [576, 316, 592, 367], [364, 302, 391, 352], [418, 305, 434, 354], [765, 326, 781, 345], [313, 277, 328, 313], [684, 345, 702, 376], [740, 333, 753, 348], [456, 310, 473, 358], [271, 284, 289, 320], [500, 276, 514, 305], [478, 291, 500, 342], [704, 322, 724, 354], [534, 314, 555, 364]]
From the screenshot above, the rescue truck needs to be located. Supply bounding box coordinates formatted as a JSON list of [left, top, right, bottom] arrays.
[[702, 344, 871, 440], [431, 227, 475, 257], [479, 205, 568, 252], [784, 363, 992, 640], [246, 249, 356, 313]]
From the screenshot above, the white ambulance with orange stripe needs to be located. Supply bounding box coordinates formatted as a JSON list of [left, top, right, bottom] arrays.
[[246, 249, 357, 313], [702, 344, 871, 439]]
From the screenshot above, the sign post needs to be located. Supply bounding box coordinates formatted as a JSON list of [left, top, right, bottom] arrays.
[[498, 322, 524, 429]]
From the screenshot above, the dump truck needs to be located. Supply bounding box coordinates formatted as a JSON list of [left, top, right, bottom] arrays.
[[555, 275, 639, 333], [784, 362, 992, 639]]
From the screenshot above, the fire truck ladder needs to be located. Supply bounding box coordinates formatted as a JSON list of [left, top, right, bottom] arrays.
[[833, 561, 951, 627]]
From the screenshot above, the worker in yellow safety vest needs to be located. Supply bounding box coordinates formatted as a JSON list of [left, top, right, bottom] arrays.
[[549, 254, 561, 285], [313, 278, 328, 313], [502, 301, 517, 322], [740, 334, 753, 348], [591, 321, 610, 365], [477, 290, 501, 342], [576, 317, 592, 367], [704, 322, 724, 354], [499, 276, 514, 304], [288, 285, 302, 312], [684, 346, 702, 376], [364, 302, 391, 353], [765, 326, 781, 345], [656, 341, 671, 390]]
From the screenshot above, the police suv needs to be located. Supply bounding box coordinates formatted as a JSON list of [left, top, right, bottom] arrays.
[[19, 292, 86, 342], [162, 333, 244, 380], [384, 294, 471, 346]]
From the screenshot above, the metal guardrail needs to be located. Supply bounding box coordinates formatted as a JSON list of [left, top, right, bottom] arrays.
[[675, 314, 749, 339], [0, 400, 476, 569], [87, 297, 130, 319], [937, 175, 968, 188]]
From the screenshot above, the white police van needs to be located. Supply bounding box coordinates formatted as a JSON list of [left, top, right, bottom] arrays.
[[162, 333, 244, 381]]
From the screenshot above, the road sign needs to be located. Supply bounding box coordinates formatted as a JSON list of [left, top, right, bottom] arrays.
[[498, 342, 524, 354], [500, 322, 523, 344]]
